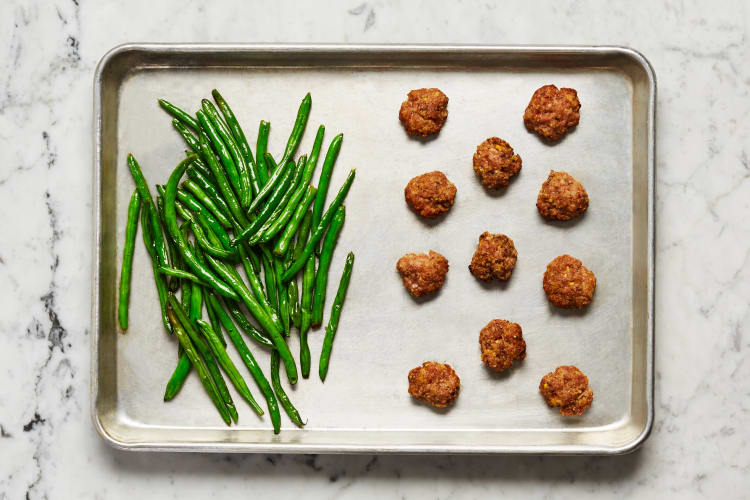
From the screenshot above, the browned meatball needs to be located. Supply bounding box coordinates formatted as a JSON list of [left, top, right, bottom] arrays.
[[404, 171, 457, 218], [523, 84, 581, 141], [539, 365, 593, 416], [543, 254, 596, 309], [396, 250, 449, 297], [537, 170, 589, 221], [469, 232, 517, 282], [479, 319, 526, 372], [408, 361, 460, 408], [399, 88, 449, 137], [473, 137, 522, 189]]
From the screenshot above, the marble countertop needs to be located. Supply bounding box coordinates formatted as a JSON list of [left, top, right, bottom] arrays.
[[1, 0, 748, 498]]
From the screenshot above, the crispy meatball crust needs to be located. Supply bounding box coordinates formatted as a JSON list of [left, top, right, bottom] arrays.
[[399, 88, 449, 137], [396, 250, 449, 297], [473, 137, 522, 189], [537, 170, 589, 221], [408, 361, 460, 408], [404, 171, 457, 218], [543, 254, 596, 309], [539, 365, 593, 416], [479, 319, 526, 372], [469, 232, 517, 282], [523, 84, 581, 141]]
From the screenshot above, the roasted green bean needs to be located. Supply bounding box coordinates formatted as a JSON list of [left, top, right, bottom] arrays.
[[183, 179, 232, 228], [159, 98, 200, 130], [319, 252, 354, 381], [311, 133, 343, 252], [206, 293, 281, 433], [197, 319, 264, 415], [271, 350, 305, 427], [312, 206, 346, 326], [163, 353, 191, 401], [277, 93, 312, 169], [281, 169, 356, 282], [166, 305, 230, 425], [255, 120, 271, 185], [198, 131, 249, 226], [272, 186, 317, 256], [118, 189, 141, 330]]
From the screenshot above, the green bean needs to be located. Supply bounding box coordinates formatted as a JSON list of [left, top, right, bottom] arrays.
[[189, 156, 216, 184], [173, 119, 201, 154], [278, 93, 312, 169], [237, 243, 278, 324], [190, 220, 237, 259], [319, 251, 354, 381], [289, 283, 300, 328], [292, 211, 313, 376], [118, 189, 141, 330], [271, 350, 305, 427], [166, 305, 230, 425], [127, 154, 170, 268], [155, 193, 181, 293], [168, 295, 238, 423], [260, 246, 279, 314], [232, 162, 295, 246], [140, 202, 172, 334], [186, 166, 232, 224], [196, 110, 242, 199], [312, 206, 346, 326], [163, 353, 191, 401], [204, 288, 226, 348], [198, 131, 249, 227], [272, 186, 317, 256], [260, 172, 315, 245], [224, 300, 273, 348], [177, 189, 235, 252], [202, 99, 252, 208], [197, 319, 264, 416], [206, 293, 281, 433], [281, 169, 356, 282], [157, 265, 205, 284], [203, 253, 297, 384], [311, 134, 343, 253], [247, 156, 306, 242], [245, 243, 261, 275], [244, 152, 295, 215], [183, 179, 232, 228], [211, 89, 261, 197], [275, 256, 290, 337], [302, 125, 325, 187], [189, 253, 203, 321], [255, 120, 270, 185], [159, 99, 200, 131], [163, 155, 239, 300]]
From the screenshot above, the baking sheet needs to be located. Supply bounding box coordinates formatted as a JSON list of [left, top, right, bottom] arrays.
[[93, 44, 654, 454]]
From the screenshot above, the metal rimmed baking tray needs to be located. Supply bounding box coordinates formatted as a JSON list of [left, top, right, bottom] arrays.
[[92, 44, 654, 454]]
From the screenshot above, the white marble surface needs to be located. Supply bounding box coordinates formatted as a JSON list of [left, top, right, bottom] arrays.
[[0, 0, 748, 498]]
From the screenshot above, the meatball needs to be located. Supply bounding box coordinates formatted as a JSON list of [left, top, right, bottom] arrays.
[[543, 254, 596, 309], [479, 319, 526, 372], [469, 232, 517, 282], [539, 365, 593, 416], [473, 137, 522, 189], [537, 170, 589, 221], [408, 361, 460, 408], [396, 250, 449, 297], [523, 84, 581, 141], [399, 88, 449, 137], [404, 171, 457, 218]]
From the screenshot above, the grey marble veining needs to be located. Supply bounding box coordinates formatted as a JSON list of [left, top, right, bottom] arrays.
[[0, 0, 748, 498]]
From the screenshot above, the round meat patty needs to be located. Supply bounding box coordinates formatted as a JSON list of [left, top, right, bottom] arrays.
[[473, 137, 522, 189], [523, 84, 581, 141], [542, 254, 596, 309], [399, 88, 449, 137], [396, 250, 449, 297], [408, 361, 460, 408], [537, 170, 589, 221], [479, 319, 526, 372], [404, 171, 457, 218], [469, 232, 517, 282], [539, 365, 593, 416]]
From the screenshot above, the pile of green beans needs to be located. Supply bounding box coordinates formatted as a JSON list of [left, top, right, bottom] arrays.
[[118, 89, 356, 433]]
